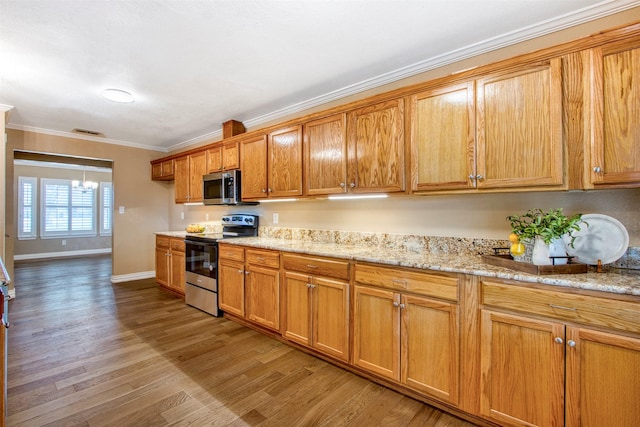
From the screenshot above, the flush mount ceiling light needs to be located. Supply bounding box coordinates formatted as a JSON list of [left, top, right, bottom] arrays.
[[102, 88, 135, 103]]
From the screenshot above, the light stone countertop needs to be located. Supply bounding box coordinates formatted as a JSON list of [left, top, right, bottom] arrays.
[[220, 237, 640, 297]]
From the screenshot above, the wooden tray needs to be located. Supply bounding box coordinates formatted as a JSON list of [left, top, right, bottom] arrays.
[[482, 254, 588, 275]]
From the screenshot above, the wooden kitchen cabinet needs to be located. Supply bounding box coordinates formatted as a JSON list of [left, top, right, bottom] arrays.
[[353, 264, 460, 405], [151, 159, 175, 181], [174, 151, 207, 203], [346, 98, 405, 193], [588, 38, 640, 187], [206, 142, 240, 173], [475, 58, 564, 189], [155, 235, 185, 296], [218, 245, 246, 316], [303, 113, 348, 195], [480, 279, 640, 427], [282, 254, 350, 361], [410, 82, 475, 191], [240, 135, 269, 199]]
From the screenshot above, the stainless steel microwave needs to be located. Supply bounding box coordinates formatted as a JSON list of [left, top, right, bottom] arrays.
[[203, 170, 243, 205]]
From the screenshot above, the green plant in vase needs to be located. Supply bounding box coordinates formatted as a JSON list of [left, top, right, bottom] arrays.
[[506, 208, 585, 265]]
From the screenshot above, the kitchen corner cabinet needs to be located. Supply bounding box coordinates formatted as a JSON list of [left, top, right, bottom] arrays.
[[218, 244, 281, 331], [480, 279, 640, 427], [151, 159, 175, 181], [174, 151, 206, 203], [347, 98, 405, 193], [303, 114, 348, 196], [240, 126, 303, 200], [353, 264, 460, 405], [475, 58, 564, 189], [588, 38, 640, 187], [155, 235, 185, 296], [282, 254, 350, 361], [206, 142, 240, 173], [410, 82, 475, 191]]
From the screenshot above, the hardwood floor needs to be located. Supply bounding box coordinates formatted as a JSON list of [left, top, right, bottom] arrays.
[[7, 256, 478, 426]]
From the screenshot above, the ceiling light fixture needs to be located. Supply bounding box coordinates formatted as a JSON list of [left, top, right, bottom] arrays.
[[72, 168, 98, 191], [328, 194, 388, 200], [102, 88, 135, 103]]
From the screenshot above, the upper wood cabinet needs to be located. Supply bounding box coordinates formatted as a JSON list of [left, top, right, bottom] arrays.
[[410, 82, 475, 191], [207, 142, 240, 173], [206, 145, 223, 173], [589, 38, 640, 187], [347, 98, 405, 193], [241, 126, 303, 200], [475, 58, 564, 189], [151, 159, 175, 181], [304, 114, 348, 195], [174, 151, 206, 203]]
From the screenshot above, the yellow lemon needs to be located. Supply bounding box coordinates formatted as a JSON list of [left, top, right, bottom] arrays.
[[509, 233, 520, 244], [510, 242, 526, 257]]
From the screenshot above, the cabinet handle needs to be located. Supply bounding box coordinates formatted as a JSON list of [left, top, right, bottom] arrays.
[[476, 174, 484, 181], [554, 337, 564, 345], [567, 340, 576, 348], [245, 271, 250, 275], [339, 182, 345, 188], [549, 304, 576, 311], [262, 189, 267, 193], [391, 279, 407, 287], [392, 301, 400, 307], [593, 166, 602, 173], [349, 182, 356, 188], [256, 257, 265, 261], [237, 269, 243, 274], [305, 264, 318, 269], [268, 188, 273, 193], [399, 303, 406, 309], [468, 174, 476, 180]]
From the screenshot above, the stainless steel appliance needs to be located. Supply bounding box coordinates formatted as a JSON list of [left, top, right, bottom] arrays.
[[203, 170, 256, 206], [184, 214, 258, 316]]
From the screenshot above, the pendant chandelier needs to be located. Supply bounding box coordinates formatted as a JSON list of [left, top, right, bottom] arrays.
[[72, 169, 98, 191]]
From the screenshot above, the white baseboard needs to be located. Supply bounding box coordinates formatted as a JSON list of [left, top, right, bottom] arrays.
[[110, 271, 155, 283], [14, 248, 112, 261]]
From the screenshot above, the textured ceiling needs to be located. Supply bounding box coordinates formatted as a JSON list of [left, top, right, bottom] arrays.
[[1, 0, 637, 152]]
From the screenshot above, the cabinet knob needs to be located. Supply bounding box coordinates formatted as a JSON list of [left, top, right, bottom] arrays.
[[468, 174, 475, 180], [593, 166, 602, 173], [399, 303, 406, 309], [349, 182, 356, 189], [392, 301, 400, 307], [262, 188, 267, 193], [237, 269, 243, 274], [245, 271, 250, 275], [554, 337, 564, 345], [339, 182, 345, 188], [567, 340, 576, 348], [476, 174, 484, 181], [268, 188, 273, 193]]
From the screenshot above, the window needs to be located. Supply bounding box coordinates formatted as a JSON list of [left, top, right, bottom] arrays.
[[100, 182, 113, 236], [17, 177, 37, 240], [41, 178, 96, 237]]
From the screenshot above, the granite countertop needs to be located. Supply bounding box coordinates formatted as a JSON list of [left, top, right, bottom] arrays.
[[156, 231, 189, 238], [220, 237, 640, 297]]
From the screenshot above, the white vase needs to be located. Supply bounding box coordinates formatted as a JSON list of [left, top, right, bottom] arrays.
[[531, 236, 568, 265]]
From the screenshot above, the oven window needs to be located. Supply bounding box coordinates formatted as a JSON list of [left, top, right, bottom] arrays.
[[186, 242, 217, 278]]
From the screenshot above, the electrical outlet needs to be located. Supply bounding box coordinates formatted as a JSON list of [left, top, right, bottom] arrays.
[[180, 212, 185, 220], [62, 240, 66, 246], [205, 213, 209, 221], [273, 213, 279, 224]]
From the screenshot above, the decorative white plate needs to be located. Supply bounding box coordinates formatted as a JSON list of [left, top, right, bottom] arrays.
[[565, 214, 629, 265]]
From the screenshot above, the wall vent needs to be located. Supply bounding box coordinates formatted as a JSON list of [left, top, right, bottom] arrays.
[[73, 128, 103, 136]]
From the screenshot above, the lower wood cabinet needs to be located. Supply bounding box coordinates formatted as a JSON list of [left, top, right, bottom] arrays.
[[353, 264, 460, 405], [282, 254, 350, 361], [480, 279, 640, 427], [155, 235, 185, 296]]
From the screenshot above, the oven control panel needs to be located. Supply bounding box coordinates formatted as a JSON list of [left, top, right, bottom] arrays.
[[221, 214, 257, 227]]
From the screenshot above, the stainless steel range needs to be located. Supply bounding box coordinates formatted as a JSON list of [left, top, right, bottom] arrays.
[[184, 214, 258, 316]]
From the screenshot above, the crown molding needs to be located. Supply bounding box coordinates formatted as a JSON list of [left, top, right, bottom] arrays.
[[6, 124, 167, 152]]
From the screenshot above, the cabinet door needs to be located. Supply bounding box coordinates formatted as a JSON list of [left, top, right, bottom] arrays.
[[313, 276, 349, 361], [283, 271, 311, 346], [401, 294, 459, 405], [240, 135, 268, 199], [410, 82, 475, 191], [565, 327, 640, 427], [246, 265, 280, 331], [352, 285, 400, 380], [590, 40, 640, 186], [174, 156, 190, 203], [170, 246, 185, 295], [480, 310, 565, 427], [347, 99, 405, 193], [476, 59, 563, 189], [219, 259, 245, 316], [304, 114, 348, 195], [206, 146, 223, 173], [222, 142, 240, 170], [155, 246, 169, 287], [188, 151, 207, 202], [268, 125, 303, 197]]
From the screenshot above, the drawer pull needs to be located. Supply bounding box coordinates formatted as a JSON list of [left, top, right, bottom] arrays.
[[255, 257, 265, 261], [306, 264, 318, 269], [554, 337, 564, 345], [549, 304, 577, 311], [391, 279, 407, 286]]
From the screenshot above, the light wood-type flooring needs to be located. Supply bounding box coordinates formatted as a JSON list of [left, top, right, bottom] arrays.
[[7, 255, 478, 426]]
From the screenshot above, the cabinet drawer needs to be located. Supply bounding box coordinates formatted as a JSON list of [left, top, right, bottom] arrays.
[[282, 254, 349, 280], [156, 235, 170, 249], [170, 238, 185, 252], [246, 249, 280, 268], [481, 280, 640, 334], [355, 264, 458, 301], [219, 244, 245, 262]]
